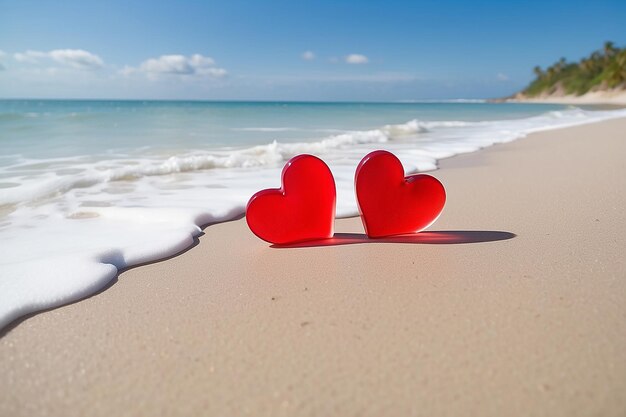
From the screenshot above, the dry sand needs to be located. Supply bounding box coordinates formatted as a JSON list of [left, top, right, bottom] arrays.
[[1, 118, 626, 417], [509, 89, 626, 105]]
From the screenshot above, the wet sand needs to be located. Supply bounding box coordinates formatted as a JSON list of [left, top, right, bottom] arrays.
[[1, 118, 625, 417]]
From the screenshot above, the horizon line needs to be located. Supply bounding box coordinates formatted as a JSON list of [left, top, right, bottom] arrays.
[[0, 97, 493, 104]]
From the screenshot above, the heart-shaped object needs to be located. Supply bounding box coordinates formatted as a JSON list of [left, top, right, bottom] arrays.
[[355, 150, 446, 238], [246, 154, 336, 245]]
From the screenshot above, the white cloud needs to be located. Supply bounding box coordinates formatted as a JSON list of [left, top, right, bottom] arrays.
[[14, 49, 103, 70], [123, 54, 227, 79], [0, 50, 6, 58], [141, 55, 194, 74], [49, 49, 103, 69], [301, 51, 315, 61], [345, 54, 369, 64], [497, 72, 509, 81], [14, 50, 47, 63], [0, 50, 5, 71]]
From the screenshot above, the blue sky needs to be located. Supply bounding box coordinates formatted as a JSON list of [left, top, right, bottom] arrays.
[[0, 0, 625, 100]]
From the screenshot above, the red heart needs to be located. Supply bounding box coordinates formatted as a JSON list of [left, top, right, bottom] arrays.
[[246, 154, 336, 245], [355, 150, 446, 238]]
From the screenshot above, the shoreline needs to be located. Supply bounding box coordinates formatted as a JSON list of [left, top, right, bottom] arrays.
[[3, 104, 626, 332], [1, 117, 625, 415], [502, 89, 626, 106]]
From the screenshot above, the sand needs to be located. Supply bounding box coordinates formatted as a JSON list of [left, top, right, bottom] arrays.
[[1, 118, 626, 417], [509, 89, 626, 105]]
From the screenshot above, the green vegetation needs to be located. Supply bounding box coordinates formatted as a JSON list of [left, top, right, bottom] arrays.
[[523, 41, 626, 97]]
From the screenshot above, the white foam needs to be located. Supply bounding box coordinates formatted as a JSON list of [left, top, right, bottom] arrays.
[[1, 106, 626, 330]]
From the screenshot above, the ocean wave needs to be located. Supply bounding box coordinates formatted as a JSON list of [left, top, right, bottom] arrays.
[[0, 123, 399, 205], [1, 105, 626, 331], [2, 108, 626, 207], [544, 108, 586, 119]]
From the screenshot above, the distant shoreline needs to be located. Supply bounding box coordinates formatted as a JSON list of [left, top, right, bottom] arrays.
[[491, 89, 626, 106]]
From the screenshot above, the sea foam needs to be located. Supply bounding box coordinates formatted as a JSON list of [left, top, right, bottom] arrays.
[[1, 105, 625, 330]]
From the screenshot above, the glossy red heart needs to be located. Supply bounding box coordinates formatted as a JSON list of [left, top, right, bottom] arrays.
[[355, 150, 446, 238], [246, 154, 336, 245]]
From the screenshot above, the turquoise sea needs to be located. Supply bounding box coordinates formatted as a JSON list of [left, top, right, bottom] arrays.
[[1, 99, 625, 330], [1, 100, 571, 158]]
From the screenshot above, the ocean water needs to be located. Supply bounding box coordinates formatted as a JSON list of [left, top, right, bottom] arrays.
[[1, 99, 625, 329]]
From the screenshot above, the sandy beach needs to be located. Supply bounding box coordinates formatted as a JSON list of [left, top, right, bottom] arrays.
[[1, 117, 626, 416], [508, 89, 626, 105]]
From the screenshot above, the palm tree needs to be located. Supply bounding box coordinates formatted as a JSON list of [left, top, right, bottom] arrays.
[[522, 41, 624, 97], [553, 57, 567, 73], [579, 59, 590, 72], [591, 51, 602, 63], [604, 41, 616, 57], [606, 50, 626, 87]]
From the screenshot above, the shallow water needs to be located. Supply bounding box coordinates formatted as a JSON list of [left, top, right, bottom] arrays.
[[1, 99, 625, 329]]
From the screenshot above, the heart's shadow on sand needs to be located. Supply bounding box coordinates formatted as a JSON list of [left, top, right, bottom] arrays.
[[272, 230, 516, 248]]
